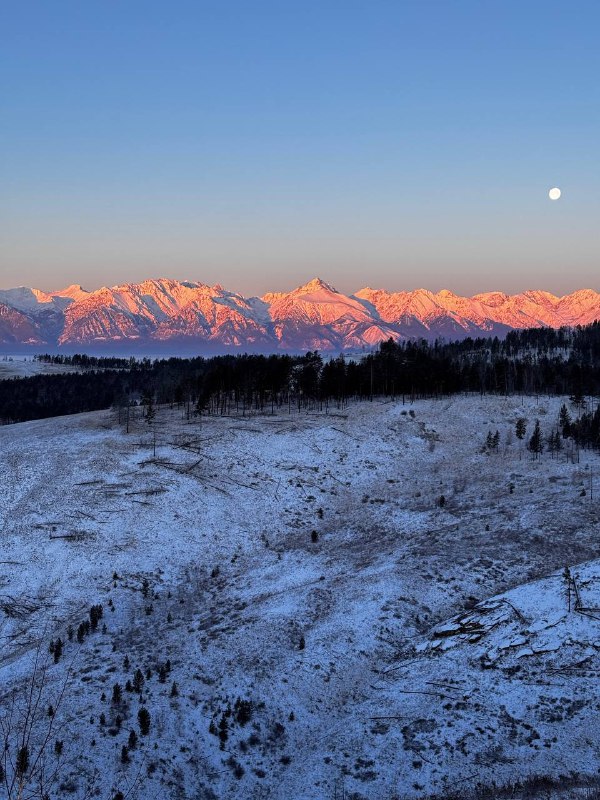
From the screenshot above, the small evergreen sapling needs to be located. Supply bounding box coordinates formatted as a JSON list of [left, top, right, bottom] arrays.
[[515, 418, 527, 440], [89, 604, 103, 631], [138, 707, 151, 736], [133, 668, 144, 693]]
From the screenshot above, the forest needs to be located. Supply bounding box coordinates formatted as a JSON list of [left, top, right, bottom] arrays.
[[1, 322, 600, 450]]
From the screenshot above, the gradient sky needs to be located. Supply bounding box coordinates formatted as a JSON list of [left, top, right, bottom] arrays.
[[2, 1, 599, 296]]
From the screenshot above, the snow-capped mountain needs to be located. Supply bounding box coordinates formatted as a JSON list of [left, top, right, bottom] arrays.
[[0, 277, 599, 351]]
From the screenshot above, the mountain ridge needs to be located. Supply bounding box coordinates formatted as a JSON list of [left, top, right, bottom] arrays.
[[0, 277, 599, 352]]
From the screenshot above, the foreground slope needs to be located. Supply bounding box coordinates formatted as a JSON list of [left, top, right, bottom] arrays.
[[1, 396, 600, 798]]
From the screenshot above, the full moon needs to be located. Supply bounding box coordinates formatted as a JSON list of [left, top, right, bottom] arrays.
[[549, 187, 561, 200]]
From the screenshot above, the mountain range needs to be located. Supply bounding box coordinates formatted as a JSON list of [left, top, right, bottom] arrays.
[[1, 277, 599, 353]]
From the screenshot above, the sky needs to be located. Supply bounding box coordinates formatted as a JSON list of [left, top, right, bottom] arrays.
[[2, 0, 599, 296]]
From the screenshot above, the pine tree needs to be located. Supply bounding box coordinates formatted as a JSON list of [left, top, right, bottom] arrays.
[[138, 707, 151, 736], [112, 683, 122, 705], [133, 668, 144, 693], [550, 430, 562, 456], [515, 418, 527, 440], [234, 698, 252, 725], [492, 430, 500, 451], [559, 403, 572, 437], [53, 638, 63, 663], [144, 394, 156, 424], [528, 419, 543, 459], [89, 604, 103, 630], [218, 715, 228, 747]]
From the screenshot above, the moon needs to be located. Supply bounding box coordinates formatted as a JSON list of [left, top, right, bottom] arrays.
[[549, 187, 561, 200]]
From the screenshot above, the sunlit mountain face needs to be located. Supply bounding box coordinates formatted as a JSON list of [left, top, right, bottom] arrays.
[[0, 277, 599, 352]]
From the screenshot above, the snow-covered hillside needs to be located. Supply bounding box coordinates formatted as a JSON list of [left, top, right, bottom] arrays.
[[0, 355, 78, 380], [1, 396, 600, 799]]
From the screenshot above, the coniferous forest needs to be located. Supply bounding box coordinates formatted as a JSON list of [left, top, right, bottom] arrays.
[[2, 322, 600, 449]]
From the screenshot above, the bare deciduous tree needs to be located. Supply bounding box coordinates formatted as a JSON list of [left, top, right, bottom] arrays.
[[0, 641, 73, 800]]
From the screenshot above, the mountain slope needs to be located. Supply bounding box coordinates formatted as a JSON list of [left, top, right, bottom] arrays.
[[0, 303, 47, 344], [0, 277, 599, 351]]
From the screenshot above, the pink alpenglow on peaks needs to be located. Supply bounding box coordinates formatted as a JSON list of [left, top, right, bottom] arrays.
[[0, 277, 599, 351]]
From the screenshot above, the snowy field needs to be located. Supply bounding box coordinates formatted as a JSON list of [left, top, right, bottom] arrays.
[[1, 395, 600, 799], [0, 356, 77, 379]]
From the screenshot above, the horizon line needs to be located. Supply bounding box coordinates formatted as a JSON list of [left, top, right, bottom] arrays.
[[1, 275, 599, 301]]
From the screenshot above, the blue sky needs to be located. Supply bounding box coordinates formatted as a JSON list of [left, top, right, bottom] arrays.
[[2, 1, 599, 295]]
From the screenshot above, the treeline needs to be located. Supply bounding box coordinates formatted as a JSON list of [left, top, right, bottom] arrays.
[[485, 401, 600, 459], [1, 323, 600, 434], [35, 353, 146, 369], [561, 401, 600, 450]]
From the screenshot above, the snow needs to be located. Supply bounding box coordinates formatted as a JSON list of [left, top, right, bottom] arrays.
[[0, 355, 78, 379], [1, 394, 600, 798], [2, 277, 600, 350]]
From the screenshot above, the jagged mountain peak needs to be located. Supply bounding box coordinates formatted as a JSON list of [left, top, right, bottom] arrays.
[[519, 289, 560, 305], [472, 291, 510, 305], [0, 277, 599, 352], [51, 284, 90, 298], [561, 287, 599, 301], [292, 277, 338, 295]]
